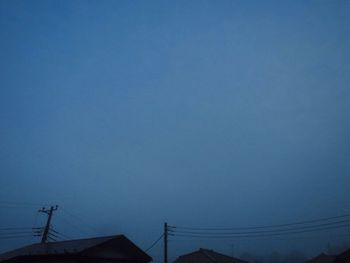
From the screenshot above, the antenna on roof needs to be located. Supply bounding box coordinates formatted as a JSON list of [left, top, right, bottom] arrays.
[[38, 205, 58, 243]]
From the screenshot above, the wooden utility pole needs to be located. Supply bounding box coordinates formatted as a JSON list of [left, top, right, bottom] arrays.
[[39, 205, 58, 243], [164, 222, 168, 263]]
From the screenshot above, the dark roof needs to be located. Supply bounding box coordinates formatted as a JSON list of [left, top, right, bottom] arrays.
[[335, 248, 350, 263], [304, 248, 350, 263], [174, 248, 249, 263], [304, 253, 336, 263], [0, 235, 152, 262]]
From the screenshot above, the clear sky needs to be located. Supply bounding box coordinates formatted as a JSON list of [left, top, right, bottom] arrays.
[[1, 0, 350, 261]]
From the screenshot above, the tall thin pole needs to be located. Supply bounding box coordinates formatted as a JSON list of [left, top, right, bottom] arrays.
[[164, 222, 168, 263], [39, 205, 58, 243]]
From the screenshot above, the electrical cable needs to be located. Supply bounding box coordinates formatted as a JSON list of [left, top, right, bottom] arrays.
[[60, 208, 100, 235], [169, 219, 350, 235], [170, 223, 350, 239], [145, 234, 164, 252], [169, 213, 350, 231], [0, 231, 34, 236], [47, 236, 58, 242], [55, 213, 92, 237], [0, 235, 33, 240], [0, 227, 33, 230], [50, 228, 72, 240]]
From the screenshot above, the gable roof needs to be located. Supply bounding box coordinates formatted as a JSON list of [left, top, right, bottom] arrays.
[[304, 253, 336, 263], [0, 235, 152, 262], [335, 248, 350, 263], [174, 248, 249, 263]]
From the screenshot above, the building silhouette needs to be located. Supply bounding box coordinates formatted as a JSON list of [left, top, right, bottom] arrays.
[[0, 235, 152, 263]]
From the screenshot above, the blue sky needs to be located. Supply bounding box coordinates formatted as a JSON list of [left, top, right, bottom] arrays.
[[1, 0, 350, 261]]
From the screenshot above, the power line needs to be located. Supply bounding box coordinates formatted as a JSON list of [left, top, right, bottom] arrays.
[[169, 213, 350, 231], [145, 234, 164, 252], [30, 211, 41, 243], [47, 236, 58, 242], [48, 231, 62, 239], [169, 219, 350, 235], [0, 235, 33, 240], [0, 204, 89, 243], [170, 223, 350, 239], [55, 213, 93, 237], [0, 231, 34, 236], [50, 228, 72, 240], [167, 213, 350, 240], [0, 227, 33, 231], [168, 235, 321, 242], [60, 208, 100, 235]]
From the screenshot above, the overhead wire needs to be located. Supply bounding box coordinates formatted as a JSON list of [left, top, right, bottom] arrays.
[[169, 219, 350, 236], [0, 235, 34, 240], [30, 216, 41, 243], [0, 227, 33, 231], [0, 231, 34, 236], [48, 231, 62, 239], [60, 208, 101, 235], [50, 228, 72, 240], [168, 213, 350, 239], [47, 236, 58, 242], [0, 203, 89, 242], [55, 213, 93, 237], [169, 224, 350, 239], [169, 213, 350, 231], [145, 234, 164, 252], [0, 202, 46, 243]]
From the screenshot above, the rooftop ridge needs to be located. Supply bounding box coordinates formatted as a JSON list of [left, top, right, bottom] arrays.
[[201, 249, 218, 263], [42, 234, 122, 245], [0, 234, 125, 262]]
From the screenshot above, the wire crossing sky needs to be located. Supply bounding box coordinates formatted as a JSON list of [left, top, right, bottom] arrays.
[[1, 0, 350, 260]]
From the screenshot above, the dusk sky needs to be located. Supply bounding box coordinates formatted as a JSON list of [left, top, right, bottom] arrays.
[[1, 1, 350, 262]]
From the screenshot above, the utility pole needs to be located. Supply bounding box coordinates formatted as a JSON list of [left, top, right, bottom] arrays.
[[39, 205, 58, 243], [164, 222, 168, 263]]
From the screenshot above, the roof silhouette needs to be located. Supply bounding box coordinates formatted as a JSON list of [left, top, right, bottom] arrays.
[[0, 234, 152, 262], [335, 248, 350, 263], [174, 248, 249, 263], [304, 253, 336, 263]]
